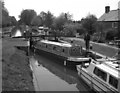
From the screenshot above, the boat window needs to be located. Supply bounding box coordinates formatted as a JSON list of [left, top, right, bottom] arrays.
[[109, 75, 118, 89], [53, 46, 56, 50], [46, 45, 47, 48], [62, 49, 64, 52], [70, 47, 81, 56], [93, 67, 107, 82]]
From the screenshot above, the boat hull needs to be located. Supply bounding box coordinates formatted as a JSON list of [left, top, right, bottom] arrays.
[[33, 45, 70, 65], [66, 57, 91, 65], [33, 45, 86, 68]]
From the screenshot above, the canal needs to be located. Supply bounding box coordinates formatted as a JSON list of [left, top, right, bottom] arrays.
[[29, 50, 95, 92]]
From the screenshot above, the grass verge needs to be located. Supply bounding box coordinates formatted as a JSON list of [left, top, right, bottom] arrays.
[[2, 38, 34, 91]]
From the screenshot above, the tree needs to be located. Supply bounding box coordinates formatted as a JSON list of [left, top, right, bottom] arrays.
[[64, 12, 73, 22], [52, 12, 72, 30], [75, 24, 85, 35], [95, 21, 106, 42], [44, 11, 54, 28], [81, 14, 97, 35], [52, 16, 65, 30], [39, 11, 47, 25], [39, 11, 54, 28], [19, 9, 37, 25], [63, 23, 81, 36], [31, 16, 42, 26], [1, 0, 10, 27], [10, 16, 17, 26]]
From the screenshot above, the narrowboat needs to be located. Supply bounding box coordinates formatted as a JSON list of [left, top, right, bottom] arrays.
[[34, 39, 90, 66], [76, 58, 120, 93]]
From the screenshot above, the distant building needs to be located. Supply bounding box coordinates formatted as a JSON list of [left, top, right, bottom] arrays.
[[38, 26, 49, 35], [98, 5, 120, 38]]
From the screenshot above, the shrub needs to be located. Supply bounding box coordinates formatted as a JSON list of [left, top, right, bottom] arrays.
[[105, 29, 117, 41]]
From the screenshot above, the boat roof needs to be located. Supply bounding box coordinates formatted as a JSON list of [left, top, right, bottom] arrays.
[[94, 60, 120, 79], [40, 40, 72, 47], [67, 57, 90, 62]]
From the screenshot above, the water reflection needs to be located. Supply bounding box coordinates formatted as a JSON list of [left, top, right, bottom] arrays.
[[30, 53, 92, 92]]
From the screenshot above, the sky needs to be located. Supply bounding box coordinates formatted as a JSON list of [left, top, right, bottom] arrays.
[[4, 0, 120, 21]]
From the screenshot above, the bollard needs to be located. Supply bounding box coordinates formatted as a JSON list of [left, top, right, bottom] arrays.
[[27, 46, 30, 56], [27, 39, 30, 56]]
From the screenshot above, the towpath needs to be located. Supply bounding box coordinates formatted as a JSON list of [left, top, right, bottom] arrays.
[[63, 37, 119, 58]]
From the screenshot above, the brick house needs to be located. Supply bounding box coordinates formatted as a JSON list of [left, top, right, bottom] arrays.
[[98, 6, 120, 39]]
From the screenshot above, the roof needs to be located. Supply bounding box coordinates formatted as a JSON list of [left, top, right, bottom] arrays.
[[40, 40, 72, 47], [98, 9, 120, 21], [94, 61, 120, 78], [96, 63, 120, 79], [38, 26, 49, 30]]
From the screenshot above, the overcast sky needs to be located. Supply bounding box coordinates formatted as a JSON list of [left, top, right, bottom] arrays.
[[4, 0, 120, 21]]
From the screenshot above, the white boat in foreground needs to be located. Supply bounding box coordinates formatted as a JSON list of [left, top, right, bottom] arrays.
[[76, 58, 120, 93]]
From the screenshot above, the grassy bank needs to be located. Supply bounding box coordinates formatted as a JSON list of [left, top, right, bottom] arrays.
[[2, 38, 35, 91]]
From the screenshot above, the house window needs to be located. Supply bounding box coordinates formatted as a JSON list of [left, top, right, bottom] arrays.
[[112, 22, 118, 28]]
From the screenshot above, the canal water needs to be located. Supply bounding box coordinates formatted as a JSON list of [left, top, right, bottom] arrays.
[[29, 51, 94, 92]]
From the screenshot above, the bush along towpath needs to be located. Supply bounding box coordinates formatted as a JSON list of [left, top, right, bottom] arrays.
[[2, 38, 35, 92]]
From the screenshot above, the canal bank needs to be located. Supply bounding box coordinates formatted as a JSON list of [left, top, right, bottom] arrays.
[[2, 38, 35, 91]]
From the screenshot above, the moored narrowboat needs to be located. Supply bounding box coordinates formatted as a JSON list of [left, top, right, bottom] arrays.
[[34, 39, 90, 66]]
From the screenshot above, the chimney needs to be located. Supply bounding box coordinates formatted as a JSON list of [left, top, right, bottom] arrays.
[[118, 1, 120, 38], [118, 1, 120, 9], [105, 6, 110, 13], [118, 1, 120, 20]]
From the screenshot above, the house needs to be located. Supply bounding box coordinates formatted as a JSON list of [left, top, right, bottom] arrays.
[[98, 5, 120, 39]]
